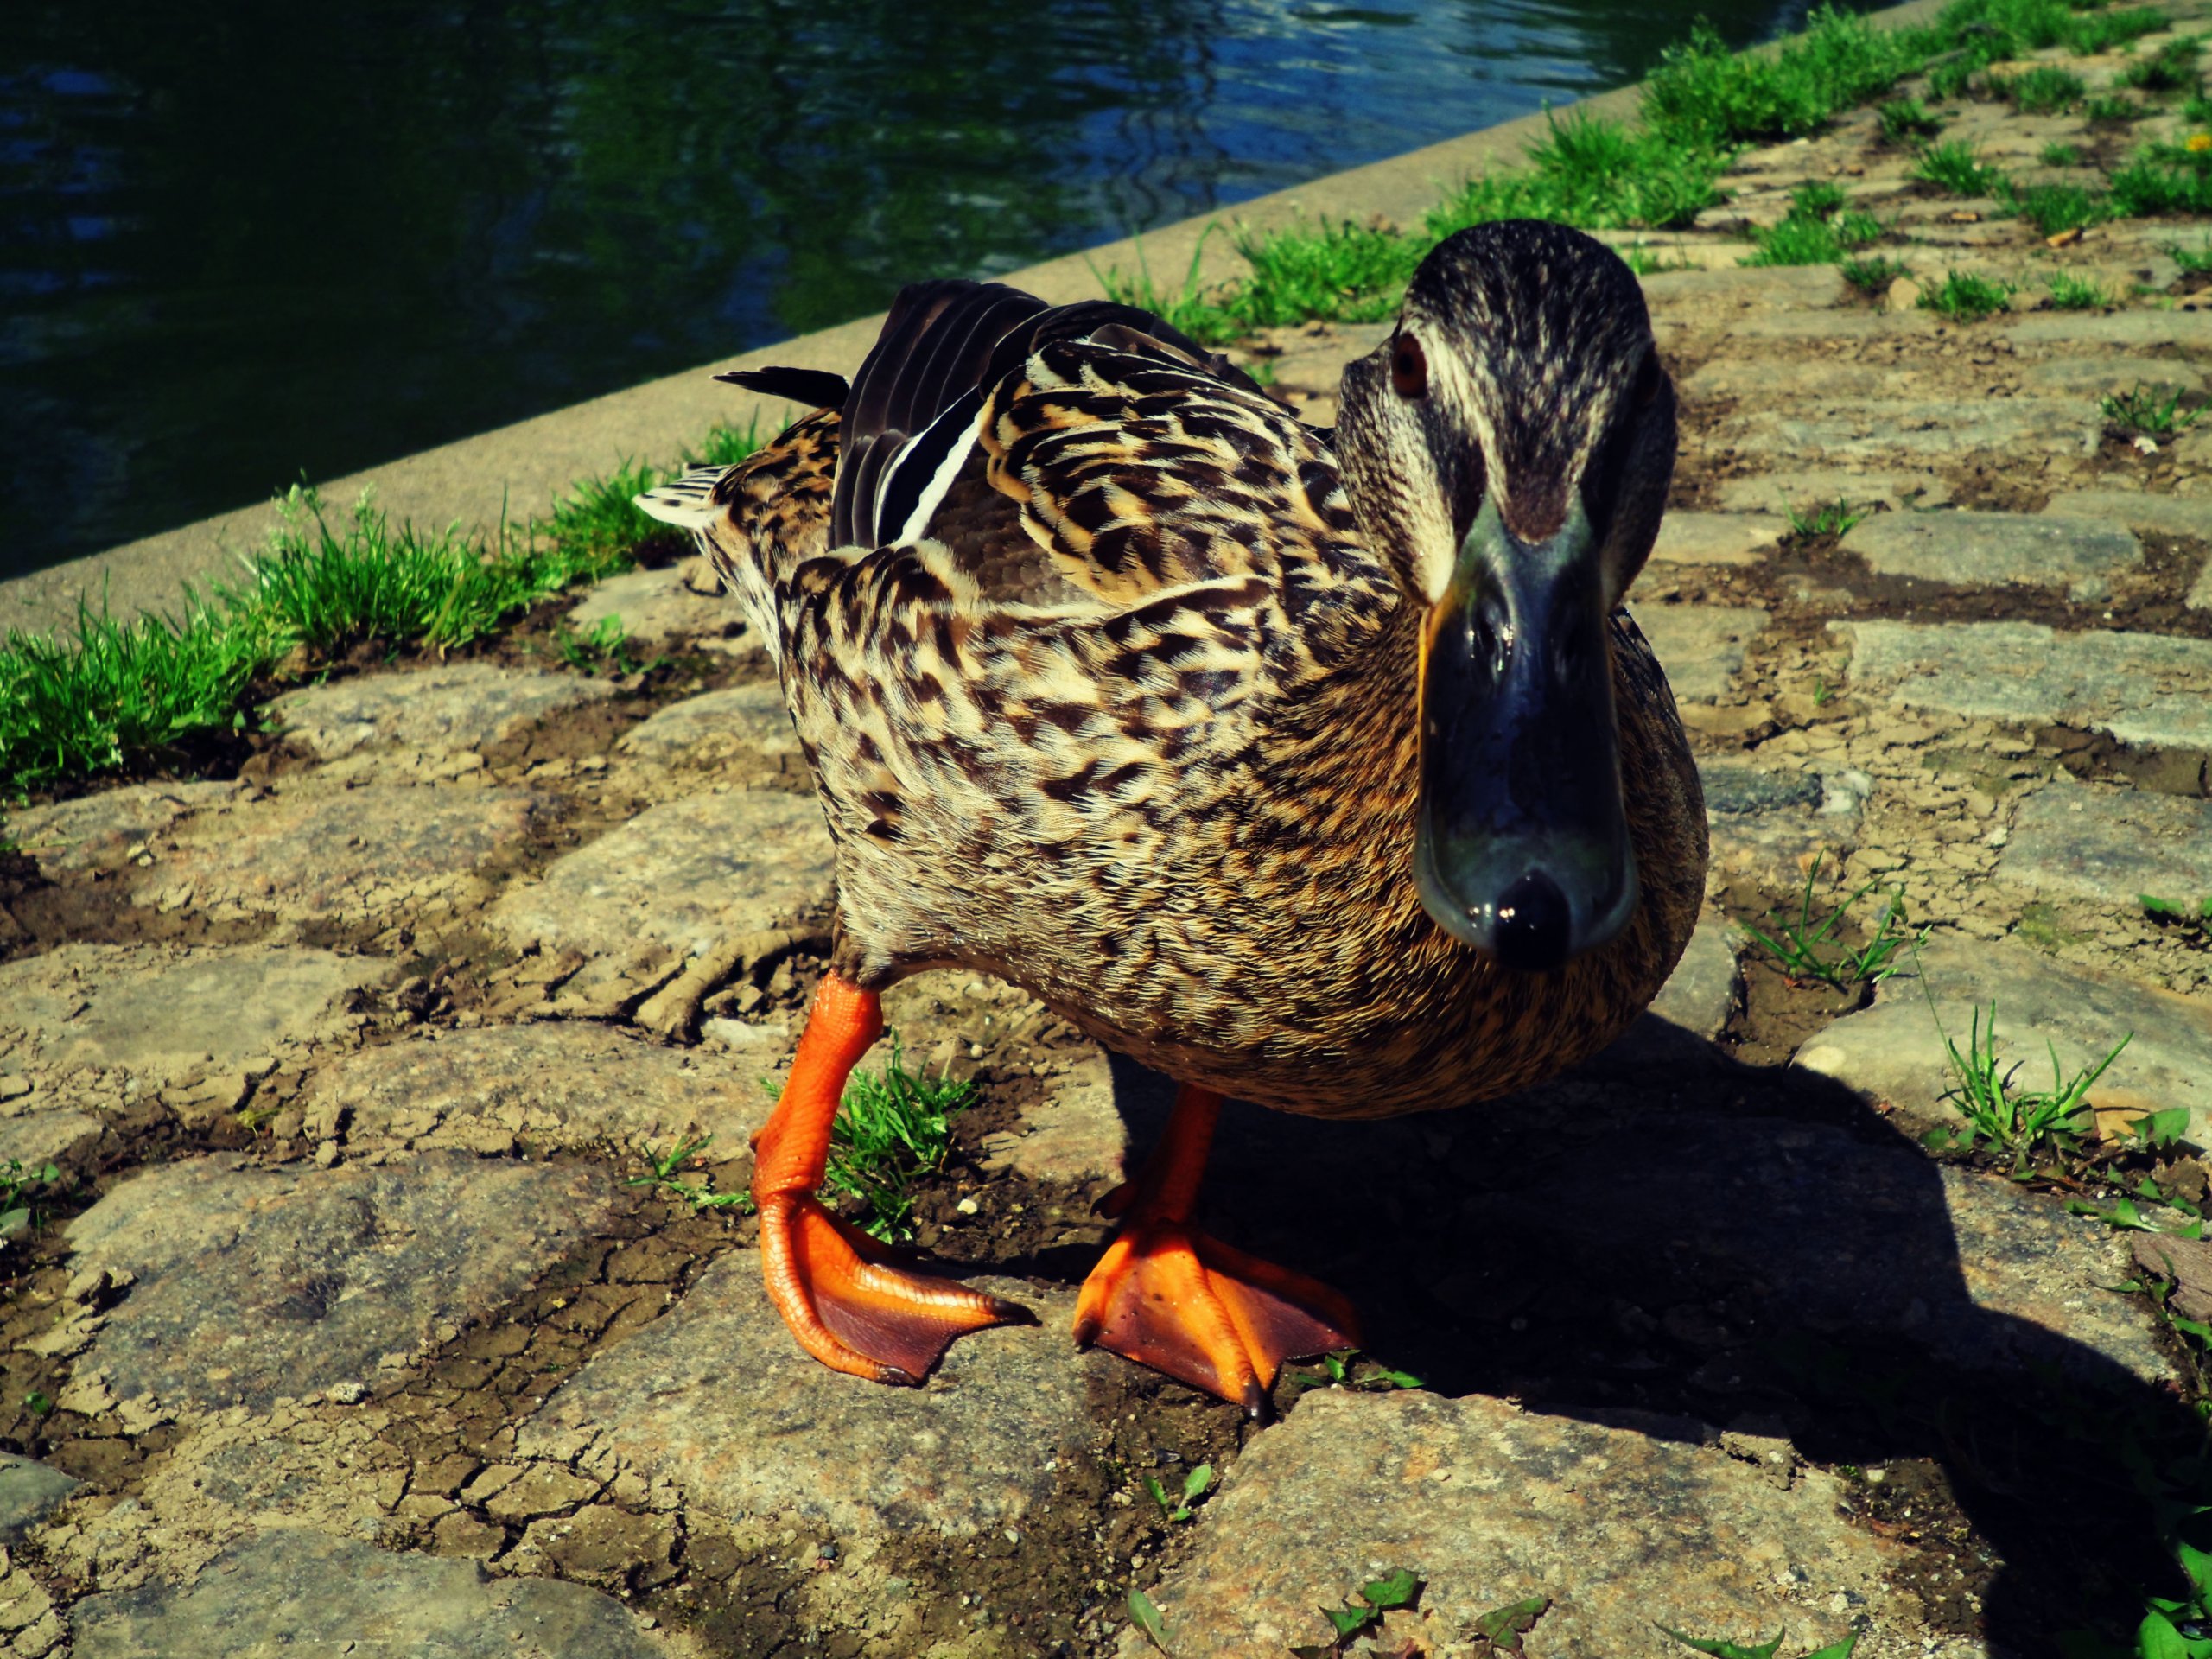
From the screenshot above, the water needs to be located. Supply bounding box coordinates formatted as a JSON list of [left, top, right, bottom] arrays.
[[3, 0, 1821, 584]]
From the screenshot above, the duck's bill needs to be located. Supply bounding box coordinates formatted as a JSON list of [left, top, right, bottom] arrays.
[[1413, 495, 1637, 972]]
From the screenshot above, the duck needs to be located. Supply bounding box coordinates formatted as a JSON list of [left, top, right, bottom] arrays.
[[637, 218, 1707, 1418]]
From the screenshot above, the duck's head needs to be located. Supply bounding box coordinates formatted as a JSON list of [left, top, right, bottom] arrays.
[[1337, 219, 1676, 974]]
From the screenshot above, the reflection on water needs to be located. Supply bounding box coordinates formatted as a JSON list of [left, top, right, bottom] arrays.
[[3, 0, 1817, 581]]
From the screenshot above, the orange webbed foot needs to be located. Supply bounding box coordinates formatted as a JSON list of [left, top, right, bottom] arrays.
[[1072, 1216, 1360, 1415], [1073, 1084, 1360, 1416], [759, 1192, 1033, 1384], [753, 972, 1033, 1385]]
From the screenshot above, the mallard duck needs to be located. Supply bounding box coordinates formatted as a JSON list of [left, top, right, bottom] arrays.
[[638, 219, 1707, 1417]]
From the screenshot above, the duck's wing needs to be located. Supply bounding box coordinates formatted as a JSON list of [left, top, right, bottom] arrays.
[[642, 277, 1398, 671]]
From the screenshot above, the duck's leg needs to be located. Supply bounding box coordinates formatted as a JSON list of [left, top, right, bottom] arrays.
[[753, 972, 1032, 1383], [1074, 1084, 1360, 1417]]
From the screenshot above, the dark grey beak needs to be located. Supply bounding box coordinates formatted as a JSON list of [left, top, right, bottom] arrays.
[[1413, 494, 1637, 972]]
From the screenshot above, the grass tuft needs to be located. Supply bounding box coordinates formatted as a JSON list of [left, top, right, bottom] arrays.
[[1878, 99, 1945, 141], [1919, 269, 2017, 318], [2001, 63, 2088, 111], [2041, 139, 2084, 166], [0, 428, 758, 806], [1841, 254, 1912, 291], [1643, 5, 1923, 145], [2109, 140, 2212, 215], [1920, 1001, 2132, 1173], [1744, 856, 1917, 989], [1914, 140, 2009, 196], [2085, 90, 2145, 120], [2046, 271, 2111, 308], [823, 1033, 976, 1242], [2011, 180, 2109, 235], [2118, 34, 2203, 92]]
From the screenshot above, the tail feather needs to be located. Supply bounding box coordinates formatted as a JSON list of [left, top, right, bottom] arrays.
[[714, 365, 852, 409], [633, 462, 734, 529]]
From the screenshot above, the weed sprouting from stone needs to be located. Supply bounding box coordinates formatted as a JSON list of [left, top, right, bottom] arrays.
[[2102, 383, 2206, 437], [2001, 63, 2088, 111], [1919, 1001, 2133, 1173], [1743, 855, 1917, 990], [1658, 1625, 1860, 1659]]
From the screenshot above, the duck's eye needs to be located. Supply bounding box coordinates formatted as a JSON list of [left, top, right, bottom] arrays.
[[1390, 334, 1428, 400]]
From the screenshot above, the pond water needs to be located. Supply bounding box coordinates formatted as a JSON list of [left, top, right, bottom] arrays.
[[4, 0, 1827, 585]]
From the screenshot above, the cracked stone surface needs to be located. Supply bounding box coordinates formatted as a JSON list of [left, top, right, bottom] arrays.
[[977, 1047, 1130, 1186], [490, 787, 834, 970], [0, 944, 385, 1081], [268, 663, 613, 761], [48, 1152, 617, 1414], [517, 1251, 1112, 1548], [298, 1022, 775, 1161], [137, 781, 548, 925], [1797, 936, 2212, 1147], [2001, 772, 2212, 906], [1630, 602, 1769, 702], [1839, 620, 2212, 753], [1116, 1389, 1931, 1659], [2017, 355, 2208, 397], [68, 1528, 690, 1659], [1840, 510, 2139, 601], [1699, 753, 1867, 889]]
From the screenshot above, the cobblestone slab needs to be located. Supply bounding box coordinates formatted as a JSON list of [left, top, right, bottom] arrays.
[[568, 563, 744, 647], [1797, 937, 2212, 1147], [269, 664, 613, 761], [0, 1456, 77, 1544], [1723, 400, 2098, 464], [2020, 356, 2207, 397], [70, 1528, 689, 1659], [1700, 754, 1867, 891], [0, 944, 385, 1081], [617, 682, 803, 771], [299, 1022, 776, 1161], [2001, 772, 2212, 906], [1115, 1389, 1933, 1659], [2007, 309, 2212, 347], [2044, 490, 2212, 541], [1649, 512, 1785, 568], [1, 782, 237, 877], [136, 781, 548, 926], [517, 1251, 1108, 1547], [1840, 510, 2139, 600], [48, 1153, 617, 1414], [492, 788, 832, 976], [1630, 603, 1769, 702], [1839, 620, 2212, 753], [1714, 470, 1953, 513]]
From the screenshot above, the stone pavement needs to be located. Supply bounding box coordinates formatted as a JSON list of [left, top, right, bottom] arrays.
[[5, 16, 2212, 1656]]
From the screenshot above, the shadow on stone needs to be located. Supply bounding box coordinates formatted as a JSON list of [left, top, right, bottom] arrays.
[[1065, 1040, 2197, 1647]]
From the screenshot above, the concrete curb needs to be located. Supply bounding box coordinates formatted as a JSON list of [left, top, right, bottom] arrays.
[[0, 0, 1952, 637]]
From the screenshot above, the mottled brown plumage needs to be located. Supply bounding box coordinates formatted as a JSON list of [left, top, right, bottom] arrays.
[[642, 222, 1707, 1123]]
